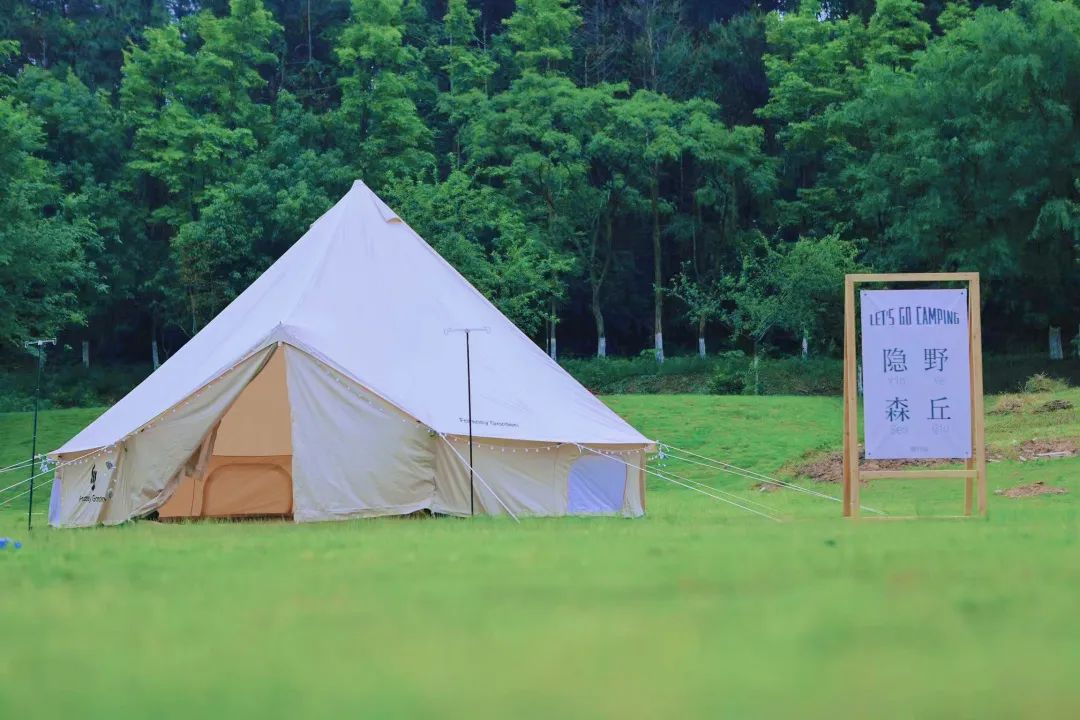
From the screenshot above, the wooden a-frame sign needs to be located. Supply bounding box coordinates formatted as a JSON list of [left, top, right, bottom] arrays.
[[843, 272, 987, 518]]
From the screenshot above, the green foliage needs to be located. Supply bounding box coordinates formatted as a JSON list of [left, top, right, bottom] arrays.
[[774, 234, 864, 351], [559, 353, 720, 394], [0, 0, 1077, 365], [669, 263, 729, 331], [1022, 373, 1070, 394], [503, 0, 581, 73], [726, 232, 862, 353], [840, 0, 1080, 327], [707, 352, 751, 394], [336, 0, 435, 188], [0, 360, 150, 412], [384, 170, 562, 334], [0, 70, 100, 347], [562, 352, 1080, 396]]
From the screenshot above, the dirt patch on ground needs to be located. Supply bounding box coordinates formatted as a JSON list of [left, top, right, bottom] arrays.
[[988, 395, 1075, 415], [790, 437, 1079, 482], [995, 482, 1069, 499], [789, 450, 952, 484], [1016, 438, 1077, 461], [989, 396, 1026, 415]]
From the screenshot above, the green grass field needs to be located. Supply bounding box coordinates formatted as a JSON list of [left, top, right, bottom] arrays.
[[0, 390, 1077, 718]]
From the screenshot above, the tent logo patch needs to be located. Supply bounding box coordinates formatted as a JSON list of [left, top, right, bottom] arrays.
[[79, 461, 114, 503]]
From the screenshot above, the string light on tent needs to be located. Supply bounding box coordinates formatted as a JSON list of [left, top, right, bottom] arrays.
[[444, 438, 639, 457], [315, 357, 430, 429], [59, 344, 438, 473]]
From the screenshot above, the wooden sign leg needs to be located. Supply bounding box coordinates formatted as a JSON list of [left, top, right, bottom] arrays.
[[969, 276, 988, 516], [843, 277, 859, 518], [964, 459, 974, 516]]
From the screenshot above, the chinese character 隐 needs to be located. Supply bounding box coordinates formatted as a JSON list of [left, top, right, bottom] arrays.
[[883, 348, 907, 373], [924, 348, 948, 372], [928, 397, 951, 420], [887, 397, 910, 422]]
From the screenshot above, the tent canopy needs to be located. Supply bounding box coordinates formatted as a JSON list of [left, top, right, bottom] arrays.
[[49, 181, 651, 527], [57, 180, 648, 455]]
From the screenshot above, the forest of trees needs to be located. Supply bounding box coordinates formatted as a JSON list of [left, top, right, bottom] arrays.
[[0, 0, 1077, 367]]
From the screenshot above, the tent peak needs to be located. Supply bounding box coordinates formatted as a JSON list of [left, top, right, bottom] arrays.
[[350, 179, 401, 223]]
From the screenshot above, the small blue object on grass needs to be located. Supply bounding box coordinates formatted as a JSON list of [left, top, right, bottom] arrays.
[[0, 537, 22, 550]]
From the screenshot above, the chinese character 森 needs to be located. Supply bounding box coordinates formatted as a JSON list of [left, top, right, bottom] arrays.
[[887, 397, 910, 422]]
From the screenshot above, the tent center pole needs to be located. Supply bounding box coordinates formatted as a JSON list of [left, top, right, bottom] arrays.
[[466, 330, 474, 516]]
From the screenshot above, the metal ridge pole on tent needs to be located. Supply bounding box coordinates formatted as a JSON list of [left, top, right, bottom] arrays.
[[444, 326, 489, 517], [24, 338, 55, 532]]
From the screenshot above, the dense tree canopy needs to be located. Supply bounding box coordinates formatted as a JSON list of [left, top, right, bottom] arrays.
[[0, 0, 1076, 363]]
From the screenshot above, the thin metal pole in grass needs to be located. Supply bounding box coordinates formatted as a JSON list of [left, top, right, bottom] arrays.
[[438, 434, 519, 523], [658, 443, 886, 516], [573, 444, 782, 523], [444, 327, 490, 516], [23, 338, 56, 531]]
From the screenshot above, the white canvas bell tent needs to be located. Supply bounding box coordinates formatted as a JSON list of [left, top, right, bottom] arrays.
[[48, 180, 652, 527]]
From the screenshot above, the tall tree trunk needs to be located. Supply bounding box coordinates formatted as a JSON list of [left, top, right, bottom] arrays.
[[592, 286, 606, 358], [190, 291, 197, 336], [548, 299, 557, 361], [802, 330, 809, 359], [82, 340, 90, 369], [307, 0, 313, 64], [752, 338, 760, 395], [697, 317, 706, 359], [1049, 325, 1063, 360], [651, 180, 663, 363], [151, 317, 161, 369], [590, 211, 614, 358]]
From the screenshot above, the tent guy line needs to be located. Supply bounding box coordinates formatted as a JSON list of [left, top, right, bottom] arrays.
[[574, 444, 783, 522], [438, 434, 520, 522], [0, 448, 99, 504], [0, 475, 53, 509], [0, 455, 45, 476], [659, 449, 825, 497], [646, 468, 782, 515], [658, 443, 887, 516]]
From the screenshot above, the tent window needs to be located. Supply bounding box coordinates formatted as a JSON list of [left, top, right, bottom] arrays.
[[568, 455, 625, 514]]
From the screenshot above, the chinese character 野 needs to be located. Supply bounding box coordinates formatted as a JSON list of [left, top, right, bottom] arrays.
[[887, 397, 910, 422], [924, 348, 948, 372], [883, 348, 907, 373], [929, 397, 951, 420]]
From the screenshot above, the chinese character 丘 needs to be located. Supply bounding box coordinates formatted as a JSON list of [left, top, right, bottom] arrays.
[[929, 397, 951, 420]]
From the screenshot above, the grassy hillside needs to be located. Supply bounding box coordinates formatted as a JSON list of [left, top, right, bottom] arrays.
[[0, 390, 1078, 718]]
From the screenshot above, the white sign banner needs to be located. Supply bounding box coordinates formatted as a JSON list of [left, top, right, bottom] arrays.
[[861, 289, 972, 460]]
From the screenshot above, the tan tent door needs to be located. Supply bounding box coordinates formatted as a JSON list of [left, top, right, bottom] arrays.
[[201, 457, 293, 516], [157, 348, 294, 519]]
